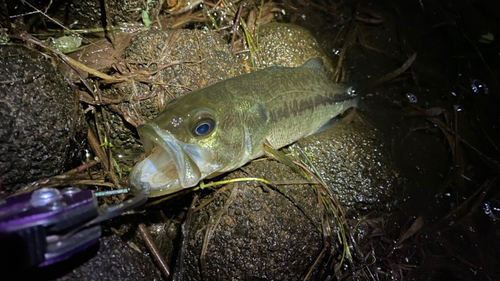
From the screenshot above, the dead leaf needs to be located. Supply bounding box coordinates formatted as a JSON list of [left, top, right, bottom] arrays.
[[58, 32, 138, 81]]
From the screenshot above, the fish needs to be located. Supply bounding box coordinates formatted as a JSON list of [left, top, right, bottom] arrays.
[[129, 58, 358, 197]]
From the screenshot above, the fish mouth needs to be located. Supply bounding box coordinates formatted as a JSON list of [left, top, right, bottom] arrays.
[[129, 123, 204, 197]]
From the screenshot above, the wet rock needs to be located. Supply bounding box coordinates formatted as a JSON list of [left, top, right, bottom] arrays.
[[48, 0, 163, 29], [291, 110, 398, 211], [122, 28, 245, 104], [0, 45, 86, 196], [252, 23, 335, 74], [181, 175, 323, 280]]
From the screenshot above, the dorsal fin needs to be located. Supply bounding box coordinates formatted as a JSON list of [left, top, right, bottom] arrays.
[[300, 57, 326, 72]]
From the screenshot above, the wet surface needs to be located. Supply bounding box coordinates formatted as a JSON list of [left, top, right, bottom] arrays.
[[0, 45, 86, 196], [250, 22, 335, 73], [291, 110, 398, 212], [182, 179, 323, 280]]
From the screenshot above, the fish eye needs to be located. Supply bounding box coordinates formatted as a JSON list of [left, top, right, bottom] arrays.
[[193, 119, 215, 136], [190, 110, 216, 137]]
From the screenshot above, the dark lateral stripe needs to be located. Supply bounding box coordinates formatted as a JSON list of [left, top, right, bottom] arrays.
[[268, 90, 352, 122]]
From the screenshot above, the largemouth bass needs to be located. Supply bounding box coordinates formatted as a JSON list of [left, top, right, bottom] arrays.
[[129, 58, 357, 197]]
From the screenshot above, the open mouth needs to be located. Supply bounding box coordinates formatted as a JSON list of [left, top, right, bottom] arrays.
[[129, 123, 202, 197]]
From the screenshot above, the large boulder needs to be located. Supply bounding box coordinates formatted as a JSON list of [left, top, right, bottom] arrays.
[[0, 45, 86, 196]]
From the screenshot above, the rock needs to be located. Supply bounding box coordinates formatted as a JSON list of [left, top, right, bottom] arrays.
[[180, 170, 323, 280], [0, 45, 86, 196], [291, 110, 398, 211], [247, 22, 335, 75], [48, 0, 163, 29]]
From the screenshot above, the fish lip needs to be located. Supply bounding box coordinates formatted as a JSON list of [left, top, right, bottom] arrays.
[[129, 123, 201, 196]]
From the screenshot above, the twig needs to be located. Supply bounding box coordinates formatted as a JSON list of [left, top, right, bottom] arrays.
[[442, 177, 496, 220], [101, 0, 116, 48], [64, 160, 99, 174], [239, 167, 321, 232], [64, 180, 115, 187], [459, 137, 500, 171], [99, 107, 123, 188], [87, 127, 110, 172], [396, 216, 425, 247], [290, 150, 356, 269], [368, 53, 417, 87], [20, 0, 68, 31], [230, 3, 244, 51], [272, 179, 320, 185], [146, 177, 320, 208], [333, 24, 356, 82], [303, 246, 327, 281], [87, 126, 123, 192], [138, 223, 171, 278], [194, 184, 232, 213], [264, 143, 304, 176]]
